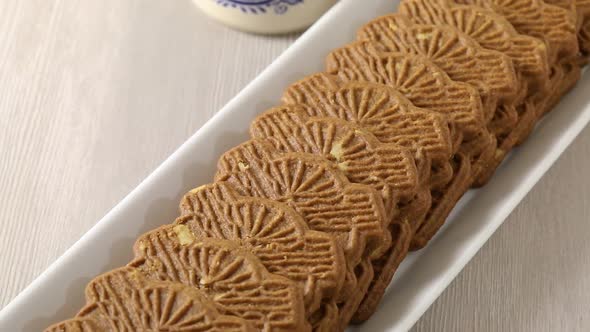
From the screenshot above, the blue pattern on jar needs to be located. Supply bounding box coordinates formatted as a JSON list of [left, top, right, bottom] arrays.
[[214, 0, 304, 15]]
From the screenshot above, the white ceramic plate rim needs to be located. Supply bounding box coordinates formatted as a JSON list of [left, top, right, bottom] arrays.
[[1, 0, 589, 331]]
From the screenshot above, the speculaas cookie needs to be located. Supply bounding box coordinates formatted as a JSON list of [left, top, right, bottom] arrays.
[[352, 152, 471, 321], [248, 111, 421, 227], [215, 149, 392, 267], [447, 0, 578, 62], [398, 0, 552, 162], [357, 14, 519, 104], [399, 0, 550, 93], [282, 75, 456, 191], [168, 182, 346, 317], [130, 238, 309, 332], [336, 258, 374, 330], [214, 139, 362, 307], [447, 0, 581, 114], [214, 147, 394, 329], [278, 76, 474, 319], [280, 75, 472, 243], [358, 13, 520, 185], [241, 113, 422, 328], [47, 267, 257, 332], [325, 41, 495, 181], [282, 75, 474, 248]]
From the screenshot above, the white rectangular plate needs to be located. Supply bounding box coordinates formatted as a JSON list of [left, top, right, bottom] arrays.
[[1, 0, 589, 331]]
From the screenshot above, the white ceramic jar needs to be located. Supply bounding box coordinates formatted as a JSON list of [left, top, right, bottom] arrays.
[[194, 0, 338, 34]]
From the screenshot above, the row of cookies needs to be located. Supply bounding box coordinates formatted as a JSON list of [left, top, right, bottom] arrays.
[[46, 0, 587, 331], [344, 0, 586, 321]]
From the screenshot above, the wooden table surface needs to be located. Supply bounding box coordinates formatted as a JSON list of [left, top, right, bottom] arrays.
[[1, 1, 589, 331]]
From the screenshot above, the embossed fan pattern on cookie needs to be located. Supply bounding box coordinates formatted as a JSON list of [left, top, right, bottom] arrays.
[[130, 238, 309, 332], [358, 14, 518, 104], [216, 137, 415, 331], [282, 74, 454, 165], [399, 0, 550, 92], [48, 267, 256, 332], [169, 182, 346, 315], [448, 0, 578, 63], [215, 149, 392, 265], [249, 113, 420, 218], [325, 42, 495, 169]]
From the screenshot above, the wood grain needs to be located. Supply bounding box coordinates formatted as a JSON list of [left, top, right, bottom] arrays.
[[0, 0, 588, 331]]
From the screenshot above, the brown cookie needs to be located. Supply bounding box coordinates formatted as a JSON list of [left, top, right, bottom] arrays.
[[249, 112, 421, 227], [47, 267, 257, 332], [280, 76, 472, 246], [281, 76, 473, 247], [325, 41, 495, 181], [400, 0, 552, 144], [277, 77, 474, 319], [546, 0, 590, 63], [162, 182, 346, 318], [336, 258, 374, 331], [399, 0, 550, 94], [398, 0, 553, 168], [45, 318, 97, 332], [214, 140, 360, 302], [448, 0, 578, 62], [543, 0, 588, 100], [358, 14, 518, 103], [214, 148, 393, 329], [129, 238, 309, 332], [215, 149, 392, 268], [282, 75, 456, 190], [358, 13, 520, 185], [446, 0, 581, 115], [243, 113, 423, 327]]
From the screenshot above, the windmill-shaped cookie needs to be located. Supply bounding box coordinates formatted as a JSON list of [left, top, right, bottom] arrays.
[[160, 182, 347, 327], [325, 41, 495, 183], [215, 148, 392, 265], [282, 74, 457, 190], [279, 74, 471, 319], [358, 14, 519, 185], [130, 238, 310, 332], [46, 267, 257, 332], [399, 0, 550, 94], [245, 110, 432, 325], [448, 0, 578, 62], [214, 150, 392, 330], [398, 0, 550, 146], [446, 0, 580, 113], [281, 74, 470, 245], [248, 112, 422, 227]]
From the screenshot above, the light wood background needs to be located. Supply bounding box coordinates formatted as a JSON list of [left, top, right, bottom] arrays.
[[1, 1, 589, 331]]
